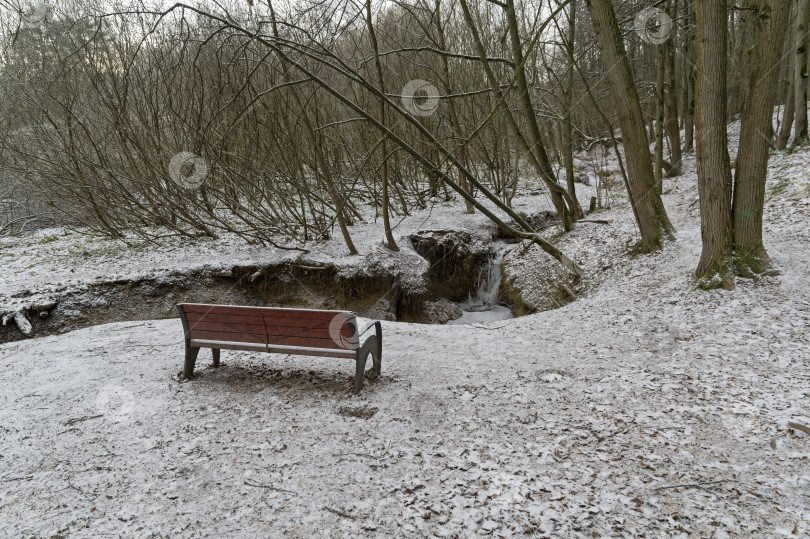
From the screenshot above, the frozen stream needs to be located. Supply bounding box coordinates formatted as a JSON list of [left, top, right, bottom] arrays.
[[446, 242, 514, 325]]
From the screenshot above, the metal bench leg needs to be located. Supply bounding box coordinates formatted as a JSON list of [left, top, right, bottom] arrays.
[[212, 348, 221, 367], [362, 335, 381, 380], [184, 345, 200, 379], [373, 322, 382, 377], [354, 350, 369, 395]]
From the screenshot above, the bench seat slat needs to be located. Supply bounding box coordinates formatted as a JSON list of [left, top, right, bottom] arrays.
[[265, 344, 356, 358], [264, 335, 354, 350]]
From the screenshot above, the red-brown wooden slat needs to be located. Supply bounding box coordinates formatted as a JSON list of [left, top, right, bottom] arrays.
[[258, 310, 351, 322], [182, 304, 348, 320], [262, 317, 351, 332], [266, 326, 332, 339], [188, 330, 267, 344], [182, 308, 352, 335], [184, 312, 265, 326], [188, 321, 266, 335], [264, 322, 351, 339], [189, 340, 268, 353], [267, 327, 351, 341], [188, 315, 352, 339]]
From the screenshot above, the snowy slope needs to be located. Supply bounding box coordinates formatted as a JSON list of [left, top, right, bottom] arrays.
[[1, 135, 809, 536]]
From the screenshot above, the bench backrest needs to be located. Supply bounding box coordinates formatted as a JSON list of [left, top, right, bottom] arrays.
[[177, 303, 359, 350]]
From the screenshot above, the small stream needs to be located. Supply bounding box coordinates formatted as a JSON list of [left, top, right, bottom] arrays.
[[446, 242, 514, 325]]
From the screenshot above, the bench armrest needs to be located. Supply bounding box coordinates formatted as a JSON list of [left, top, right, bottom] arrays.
[[358, 320, 381, 338]]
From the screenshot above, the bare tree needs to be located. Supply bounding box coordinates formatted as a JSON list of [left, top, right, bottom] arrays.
[[793, 0, 810, 145], [732, 0, 791, 277], [694, 0, 734, 289], [777, 4, 796, 151], [585, 0, 675, 252], [562, 0, 582, 217], [663, 0, 682, 175], [363, 0, 398, 251], [682, 0, 696, 152]]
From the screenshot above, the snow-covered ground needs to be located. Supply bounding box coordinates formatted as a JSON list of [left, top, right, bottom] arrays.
[[1, 132, 809, 536]]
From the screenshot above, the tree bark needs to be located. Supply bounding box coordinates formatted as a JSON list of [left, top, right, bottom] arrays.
[[777, 45, 796, 149], [732, 0, 791, 277], [664, 0, 682, 175], [777, 5, 797, 151], [683, 2, 696, 153], [793, 0, 810, 145], [728, 1, 748, 121], [694, 0, 735, 290], [503, 0, 575, 230], [585, 0, 675, 252], [655, 48, 665, 192], [563, 0, 583, 218]]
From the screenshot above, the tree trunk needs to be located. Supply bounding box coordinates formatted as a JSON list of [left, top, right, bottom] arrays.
[[777, 5, 797, 151], [302, 115, 358, 255], [683, 9, 696, 154], [434, 0, 474, 214], [563, 0, 583, 218], [268, 2, 357, 255], [459, 0, 578, 231], [585, 0, 675, 252], [777, 48, 796, 149], [694, 0, 734, 290], [365, 0, 399, 251], [681, 0, 696, 150], [728, 2, 738, 119], [503, 0, 575, 230], [655, 48, 665, 192], [732, 0, 791, 277], [664, 0, 682, 175], [794, 0, 810, 145]]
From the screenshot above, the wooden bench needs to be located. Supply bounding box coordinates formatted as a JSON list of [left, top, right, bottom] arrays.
[[176, 303, 382, 394]]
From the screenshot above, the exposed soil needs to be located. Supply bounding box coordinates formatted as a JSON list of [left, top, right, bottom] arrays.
[[1, 230, 516, 343], [406, 229, 491, 302]]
